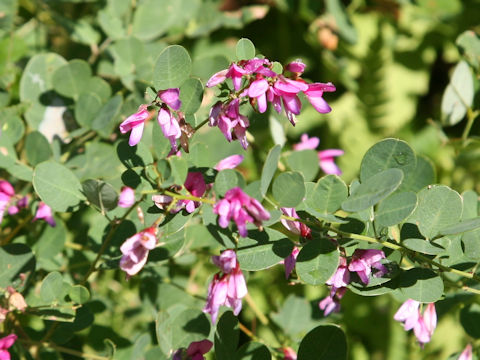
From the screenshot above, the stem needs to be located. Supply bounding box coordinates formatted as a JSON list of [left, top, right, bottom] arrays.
[[164, 190, 216, 205], [462, 109, 479, 141], [0, 214, 34, 246], [20, 339, 109, 360], [194, 118, 209, 131], [244, 293, 269, 325]]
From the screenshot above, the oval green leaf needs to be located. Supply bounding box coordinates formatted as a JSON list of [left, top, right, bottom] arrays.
[[179, 78, 204, 115], [260, 144, 281, 196], [375, 191, 417, 227], [236, 38, 256, 60], [297, 325, 347, 360], [305, 175, 348, 214], [153, 45, 192, 89], [272, 171, 305, 208], [296, 239, 339, 285]]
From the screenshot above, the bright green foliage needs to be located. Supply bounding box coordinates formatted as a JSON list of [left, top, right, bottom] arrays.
[[297, 325, 347, 360]]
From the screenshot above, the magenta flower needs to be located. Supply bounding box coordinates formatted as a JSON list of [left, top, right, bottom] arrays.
[[119, 227, 157, 278], [394, 299, 437, 345], [326, 256, 350, 291], [458, 344, 473, 360], [226, 63, 248, 90], [158, 88, 181, 111], [119, 104, 149, 146], [203, 250, 247, 323], [214, 154, 244, 171], [206, 69, 228, 88], [280, 207, 312, 239], [292, 134, 319, 151], [282, 347, 297, 360], [33, 202, 56, 227], [348, 249, 387, 285], [0, 334, 17, 360], [118, 187, 135, 208], [286, 60, 306, 75], [248, 76, 270, 113], [0, 180, 15, 224], [214, 187, 270, 237], [318, 149, 344, 175], [157, 107, 182, 153], [303, 82, 336, 114], [172, 339, 213, 360], [283, 247, 300, 279], [319, 287, 346, 317], [180, 172, 206, 213]]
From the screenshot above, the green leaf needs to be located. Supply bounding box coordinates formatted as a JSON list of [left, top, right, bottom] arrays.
[[179, 78, 204, 115], [19, 53, 67, 103], [82, 179, 118, 212], [272, 171, 305, 208], [152, 123, 172, 160], [40, 271, 65, 303], [236, 342, 271, 360], [52, 59, 92, 100], [237, 228, 294, 271], [153, 45, 192, 89], [400, 155, 436, 192], [0, 244, 35, 291], [25, 131, 53, 166], [236, 38, 256, 60], [286, 150, 319, 182], [305, 175, 348, 214], [271, 295, 317, 338], [393, 268, 444, 303], [69, 285, 90, 304], [461, 190, 480, 260], [32, 218, 66, 268], [325, 0, 356, 44], [360, 139, 416, 182], [441, 61, 474, 126], [296, 239, 339, 285], [33, 161, 85, 212], [260, 145, 281, 196], [439, 217, 480, 236], [402, 238, 445, 255], [297, 325, 347, 360], [407, 185, 463, 239], [215, 311, 239, 360], [168, 156, 188, 185], [375, 191, 417, 227], [460, 303, 480, 338], [170, 309, 210, 351], [1, 114, 25, 144], [98, 9, 126, 40], [75, 93, 103, 128], [92, 95, 123, 138], [457, 30, 480, 69], [342, 168, 404, 212], [214, 169, 245, 197]]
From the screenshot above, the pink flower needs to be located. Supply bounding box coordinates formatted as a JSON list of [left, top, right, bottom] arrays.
[[119, 104, 149, 146], [172, 339, 213, 360], [318, 149, 344, 175], [118, 187, 135, 208], [226, 63, 248, 91], [280, 207, 311, 238], [157, 107, 181, 153], [0, 180, 15, 224], [319, 287, 346, 316], [286, 60, 306, 75], [119, 227, 157, 278], [179, 172, 206, 213], [348, 249, 387, 285], [0, 334, 17, 360], [283, 247, 300, 279], [292, 134, 319, 151], [206, 69, 228, 88], [394, 299, 437, 345], [458, 344, 473, 360], [158, 88, 181, 111], [33, 202, 56, 227], [203, 250, 247, 323], [303, 82, 336, 114], [209, 99, 250, 150], [214, 154, 244, 171], [152, 194, 174, 210], [326, 256, 350, 291], [282, 347, 297, 360], [248, 77, 270, 113], [213, 187, 270, 237]]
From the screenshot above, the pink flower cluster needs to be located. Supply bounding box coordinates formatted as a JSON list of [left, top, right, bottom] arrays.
[[119, 89, 183, 152], [319, 249, 387, 316], [203, 250, 247, 323], [207, 59, 335, 149], [213, 187, 270, 237], [172, 339, 213, 360], [458, 344, 473, 360], [119, 227, 157, 278], [394, 299, 437, 346], [0, 180, 28, 224], [293, 134, 343, 175], [0, 334, 17, 360]]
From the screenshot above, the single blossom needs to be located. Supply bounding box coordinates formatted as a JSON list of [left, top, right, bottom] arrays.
[[213, 187, 270, 237], [280, 207, 311, 238], [214, 154, 244, 171], [206, 69, 228, 88], [282, 347, 297, 360], [303, 82, 336, 114], [0, 334, 17, 360], [119, 227, 157, 278], [458, 344, 473, 360], [283, 247, 300, 279], [158, 88, 181, 111], [348, 249, 387, 285], [286, 60, 306, 75], [0, 180, 15, 224], [394, 299, 437, 345], [319, 287, 347, 317], [172, 339, 213, 360], [248, 76, 270, 113], [157, 107, 182, 152], [292, 134, 319, 151], [318, 149, 344, 175], [326, 256, 350, 292], [33, 202, 56, 227], [118, 187, 135, 208], [7, 287, 27, 312], [179, 172, 206, 213], [203, 250, 247, 323], [119, 104, 149, 146]]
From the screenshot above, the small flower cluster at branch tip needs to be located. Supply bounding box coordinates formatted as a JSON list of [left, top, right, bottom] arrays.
[[0, 334, 17, 360], [458, 344, 473, 360], [394, 299, 437, 346], [118, 187, 135, 208], [172, 339, 213, 360], [319, 248, 387, 316], [0, 180, 28, 225], [120, 88, 192, 154], [282, 346, 297, 360], [206, 58, 335, 149], [33, 202, 56, 227], [293, 134, 344, 175], [119, 227, 157, 279], [203, 250, 247, 323], [214, 187, 270, 237]]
